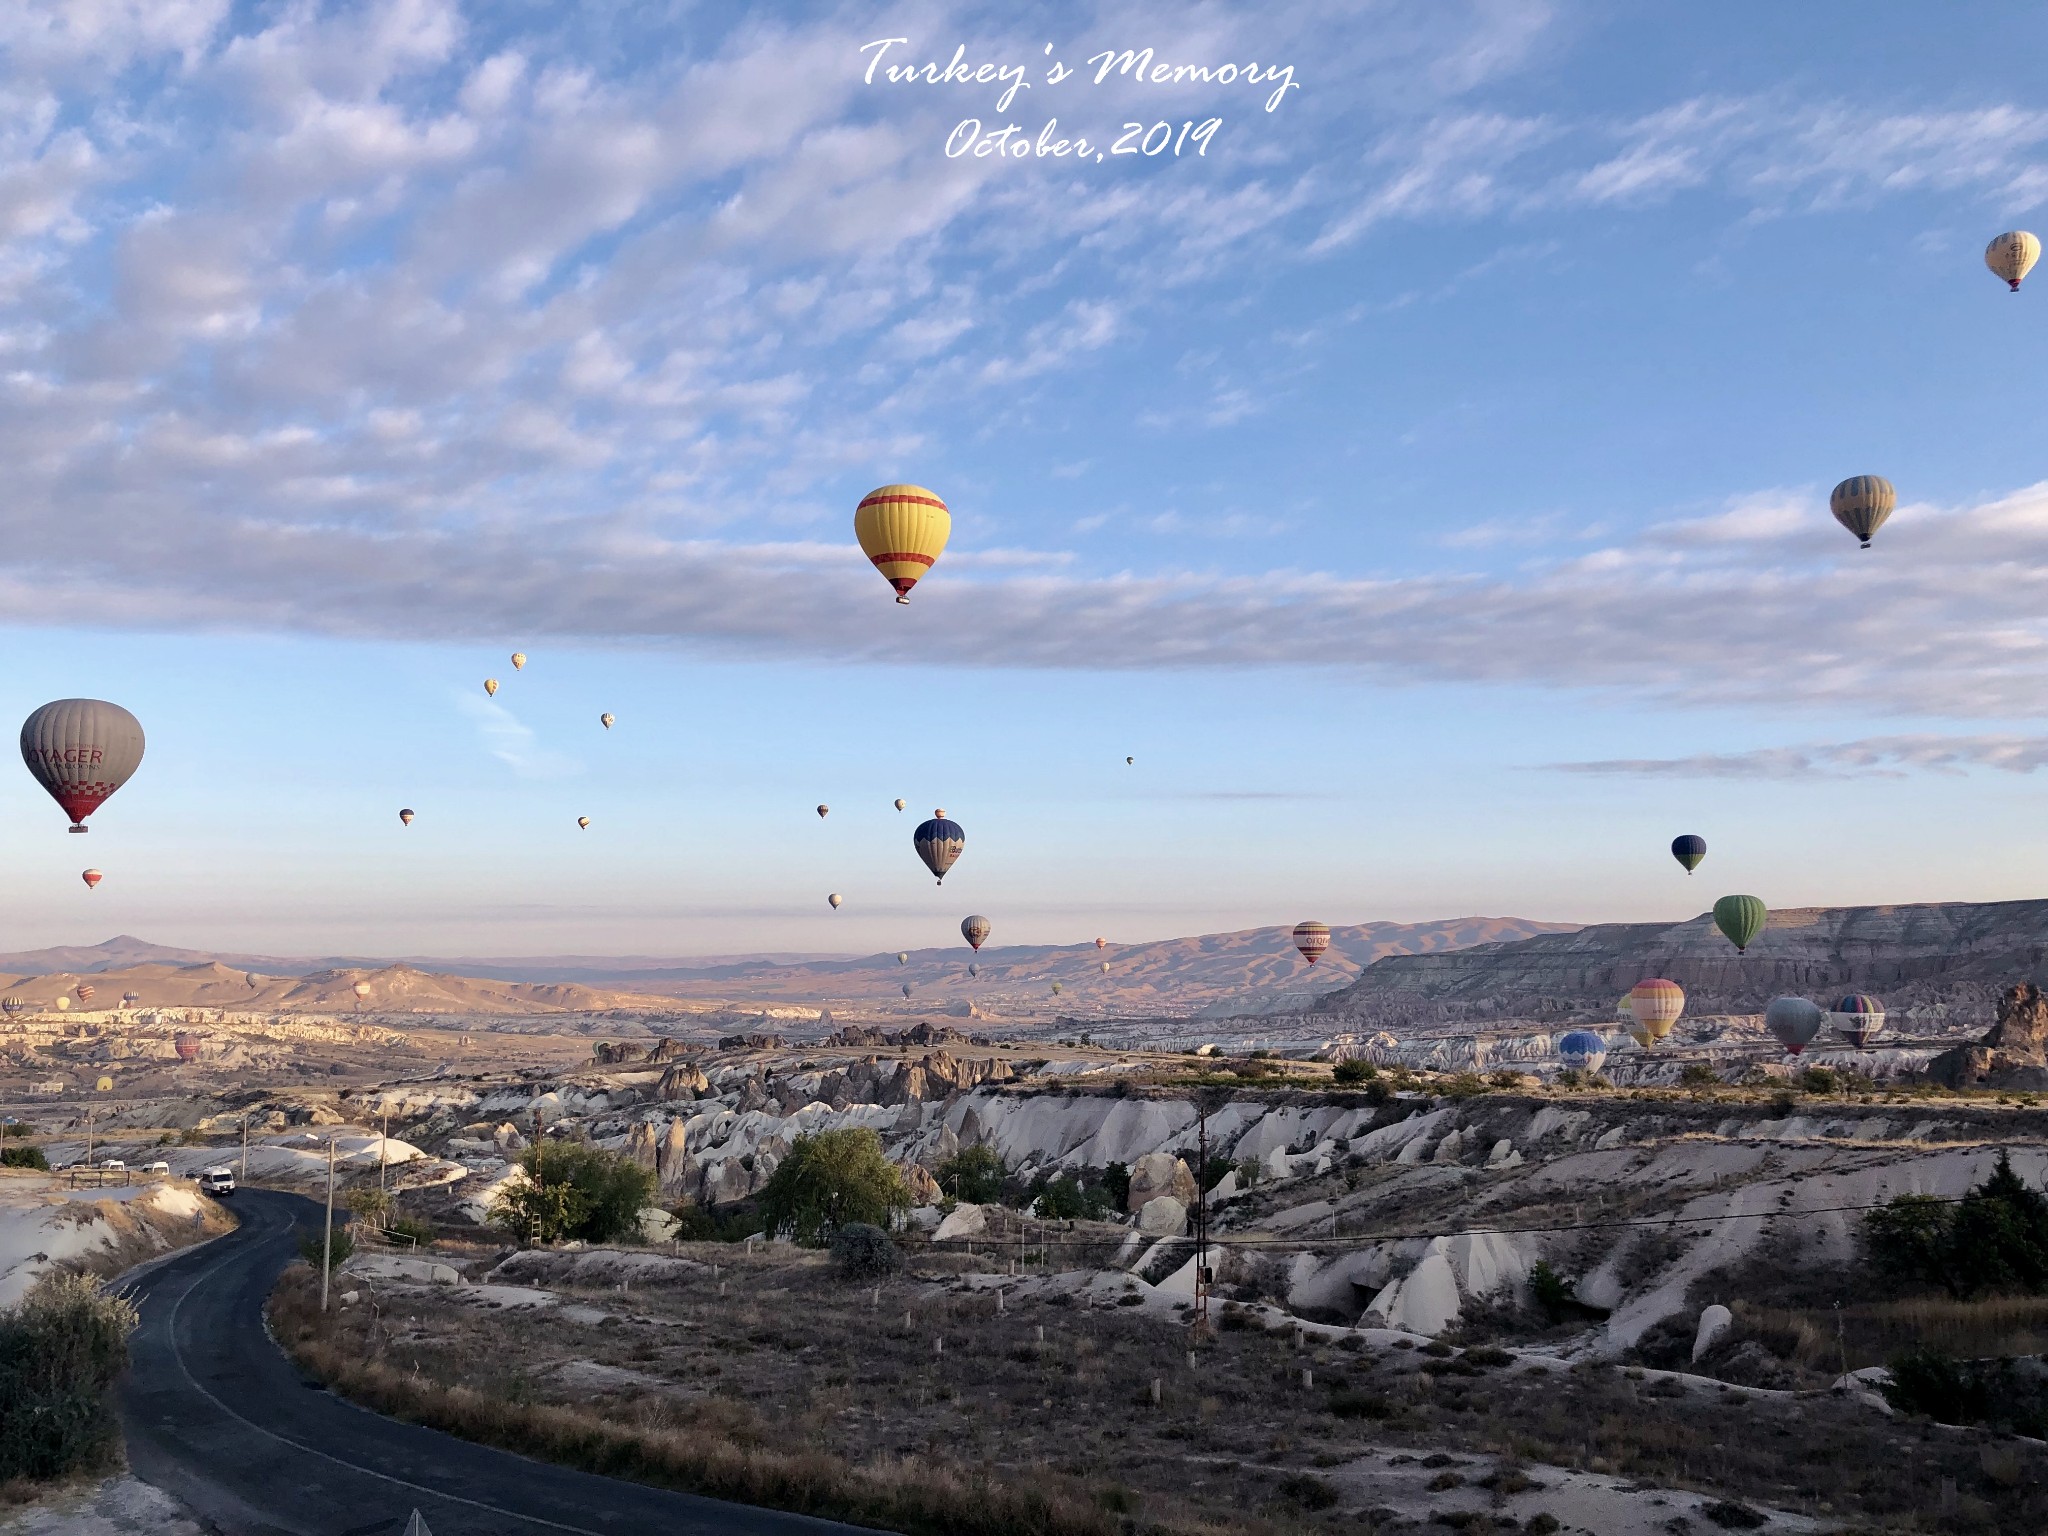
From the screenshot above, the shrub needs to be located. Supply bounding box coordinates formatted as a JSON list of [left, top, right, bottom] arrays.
[[1488, 1070, 1522, 1089], [1678, 1063, 1720, 1092], [1555, 1068, 1584, 1089], [1327, 1389, 1394, 1419], [935, 1145, 1005, 1204], [1099, 1161, 1130, 1210], [1863, 1152, 2048, 1297], [497, 1141, 656, 1246], [757, 1129, 908, 1246], [1333, 1059, 1376, 1086], [0, 1273, 138, 1481], [0, 1145, 48, 1171], [829, 1223, 902, 1281], [1234, 1158, 1261, 1188], [1878, 1347, 2048, 1436], [669, 1205, 759, 1243], [1274, 1472, 1337, 1510], [1029, 1174, 1109, 1221], [297, 1224, 355, 1276], [387, 1216, 434, 1248], [345, 1187, 393, 1225], [0, 1122, 33, 1139], [1796, 1066, 1840, 1095]]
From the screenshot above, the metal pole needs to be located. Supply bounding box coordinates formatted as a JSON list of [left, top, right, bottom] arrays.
[[241, 1114, 248, 1184], [380, 1109, 388, 1200], [85, 1107, 93, 1169], [321, 1133, 336, 1313], [1194, 1103, 1210, 1338]]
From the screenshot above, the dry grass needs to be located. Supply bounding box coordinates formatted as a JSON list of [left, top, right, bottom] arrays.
[[1736, 1294, 2048, 1373], [271, 1270, 1260, 1536]]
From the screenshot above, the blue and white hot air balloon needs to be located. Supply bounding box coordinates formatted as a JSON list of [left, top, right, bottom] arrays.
[[1829, 993, 1886, 1048], [1557, 1030, 1608, 1074]]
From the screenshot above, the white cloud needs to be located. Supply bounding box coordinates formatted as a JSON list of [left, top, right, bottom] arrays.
[[455, 693, 581, 780], [1552, 735, 2048, 780]]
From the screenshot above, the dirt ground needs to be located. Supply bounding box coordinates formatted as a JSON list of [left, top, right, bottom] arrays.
[[0, 1475, 205, 1536], [292, 1233, 2048, 1535]]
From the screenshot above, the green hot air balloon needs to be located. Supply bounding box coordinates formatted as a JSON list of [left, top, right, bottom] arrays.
[[1713, 894, 1767, 953]]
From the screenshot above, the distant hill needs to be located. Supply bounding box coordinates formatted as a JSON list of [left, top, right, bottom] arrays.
[[1313, 900, 2048, 1028], [0, 921, 1575, 1019]]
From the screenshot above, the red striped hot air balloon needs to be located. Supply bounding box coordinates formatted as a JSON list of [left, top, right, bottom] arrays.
[[80, 869, 102, 889], [854, 484, 950, 603], [1292, 921, 1331, 965], [174, 1032, 200, 1063], [75, 983, 95, 1004]]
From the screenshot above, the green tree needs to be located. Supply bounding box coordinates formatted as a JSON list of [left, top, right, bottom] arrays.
[[0, 1145, 48, 1171], [1099, 1161, 1131, 1209], [495, 1141, 654, 1246], [0, 1273, 138, 1480], [1863, 1153, 2048, 1298], [296, 1224, 355, 1276], [935, 1145, 1005, 1204], [757, 1128, 909, 1245], [1333, 1059, 1376, 1086]]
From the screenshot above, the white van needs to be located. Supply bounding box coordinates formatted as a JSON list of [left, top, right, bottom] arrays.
[[141, 1161, 170, 1176], [198, 1167, 235, 1196]]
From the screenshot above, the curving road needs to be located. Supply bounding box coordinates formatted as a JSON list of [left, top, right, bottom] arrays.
[[119, 1189, 878, 1536]]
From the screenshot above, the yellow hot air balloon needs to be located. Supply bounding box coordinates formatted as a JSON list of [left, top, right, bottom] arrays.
[[510, 652, 527, 670], [854, 484, 950, 603], [484, 678, 499, 697], [577, 816, 590, 829], [1987, 231, 2041, 291], [96, 1075, 112, 1093]]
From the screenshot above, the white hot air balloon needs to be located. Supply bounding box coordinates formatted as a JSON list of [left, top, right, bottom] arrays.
[[894, 798, 907, 812], [897, 952, 909, 965], [600, 713, 615, 730], [828, 893, 844, 909], [577, 816, 590, 830], [1986, 231, 2041, 291]]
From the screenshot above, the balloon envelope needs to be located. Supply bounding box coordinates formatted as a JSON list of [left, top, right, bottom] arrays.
[[0, 998, 24, 1015], [816, 804, 829, 818], [1557, 1029, 1608, 1073], [600, 713, 614, 729], [353, 982, 372, 998], [896, 952, 908, 965], [894, 798, 907, 811], [399, 808, 415, 826], [901, 983, 912, 998], [75, 984, 94, 1002], [54, 997, 68, 1012], [1670, 834, 1706, 873], [80, 869, 101, 889], [961, 915, 990, 950], [828, 893, 843, 909], [577, 817, 590, 829], [854, 484, 950, 602], [1987, 230, 2041, 290], [21, 700, 145, 831], [967, 962, 979, 978], [510, 652, 526, 670], [913, 813, 965, 883], [1766, 996, 1826, 1056], [1292, 920, 1331, 964], [1624, 979, 1685, 1044], [1830, 476, 1895, 548], [174, 1032, 199, 1063], [1713, 895, 1768, 952], [1830, 993, 1886, 1048]]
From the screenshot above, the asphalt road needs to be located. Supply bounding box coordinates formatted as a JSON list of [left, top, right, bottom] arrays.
[[119, 1189, 881, 1536]]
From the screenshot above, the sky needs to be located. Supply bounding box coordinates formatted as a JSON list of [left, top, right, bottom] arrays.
[[3, 0, 2048, 958]]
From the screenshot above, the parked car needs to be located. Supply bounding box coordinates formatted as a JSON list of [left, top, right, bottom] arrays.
[[198, 1166, 235, 1195]]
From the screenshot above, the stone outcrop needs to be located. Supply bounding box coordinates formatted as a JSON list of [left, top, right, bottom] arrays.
[[825, 1022, 994, 1049], [902, 1162, 942, 1205], [1127, 1152, 1198, 1212], [1137, 1195, 1187, 1236], [592, 1041, 646, 1065], [657, 1119, 693, 1194], [1926, 983, 2048, 1089], [1322, 899, 2048, 1026], [657, 1063, 710, 1100], [719, 1033, 783, 1050], [625, 1121, 659, 1170]]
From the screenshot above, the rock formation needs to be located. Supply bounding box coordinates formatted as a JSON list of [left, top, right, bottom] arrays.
[[1127, 1152, 1198, 1212], [1926, 983, 2048, 1089]]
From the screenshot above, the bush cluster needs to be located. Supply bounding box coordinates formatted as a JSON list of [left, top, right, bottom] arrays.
[[757, 1128, 907, 1245], [0, 1145, 48, 1170], [935, 1145, 1004, 1204], [829, 1223, 902, 1281], [0, 1273, 137, 1481], [496, 1140, 657, 1246], [1863, 1152, 2048, 1298]]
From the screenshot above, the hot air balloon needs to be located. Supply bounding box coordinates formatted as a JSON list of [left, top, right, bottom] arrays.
[[1100, 961, 1110, 974], [20, 700, 145, 833], [1670, 834, 1705, 874], [483, 678, 499, 697], [901, 983, 913, 998], [353, 981, 372, 999], [967, 962, 979, 978], [80, 869, 101, 890], [577, 817, 590, 830], [1830, 476, 1894, 549], [894, 798, 907, 811], [1986, 231, 2040, 291], [1622, 978, 1685, 1046], [75, 984, 95, 1004], [1126, 757, 1134, 765], [0, 998, 24, 1016], [399, 808, 418, 829], [510, 652, 527, 671], [1766, 996, 1825, 1056], [1292, 921, 1331, 965], [1557, 1030, 1608, 1073], [896, 952, 909, 965], [828, 893, 844, 909], [913, 811, 964, 884], [1050, 981, 1063, 995], [174, 1033, 199, 1063], [600, 713, 615, 729], [962, 915, 990, 950], [1830, 993, 1886, 1049], [121, 992, 138, 1006], [855, 483, 950, 603], [1094, 937, 1107, 950], [54, 997, 68, 1012], [1713, 895, 1767, 953], [95, 1076, 112, 1093]]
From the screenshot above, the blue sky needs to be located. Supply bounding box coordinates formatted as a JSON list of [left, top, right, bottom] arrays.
[[2, 1, 2047, 956]]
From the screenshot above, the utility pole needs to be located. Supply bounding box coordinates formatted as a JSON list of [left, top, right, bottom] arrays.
[[379, 1108, 389, 1201], [84, 1106, 93, 1169], [240, 1114, 249, 1184], [1193, 1101, 1211, 1339], [321, 1133, 337, 1313]]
